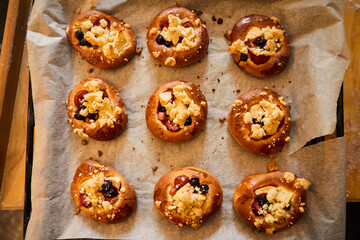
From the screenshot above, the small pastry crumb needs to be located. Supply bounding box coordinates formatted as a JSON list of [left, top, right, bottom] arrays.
[[268, 159, 278, 172], [76, 8, 81, 15], [217, 18, 223, 24], [212, 16, 216, 21], [98, 150, 103, 157], [81, 139, 88, 145], [135, 46, 143, 55], [87, 68, 93, 73], [152, 166, 158, 173], [219, 117, 226, 123], [224, 30, 231, 40]]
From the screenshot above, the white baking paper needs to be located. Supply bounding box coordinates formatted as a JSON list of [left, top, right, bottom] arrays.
[[25, 0, 348, 239]]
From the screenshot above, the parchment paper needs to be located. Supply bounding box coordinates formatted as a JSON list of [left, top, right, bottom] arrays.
[[25, 0, 349, 239]]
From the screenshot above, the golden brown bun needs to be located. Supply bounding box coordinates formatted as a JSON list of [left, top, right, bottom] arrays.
[[67, 10, 136, 69], [146, 6, 209, 67], [145, 80, 207, 143], [233, 171, 310, 234], [67, 77, 128, 141], [154, 167, 223, 229], [71, 159, 137, 223], [228, 88, 291, 157], [229, 14, 291, 78]]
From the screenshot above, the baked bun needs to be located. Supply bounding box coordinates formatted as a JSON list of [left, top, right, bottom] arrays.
[[67, 77, 128, 141], [233, 171, 311, 234], [145, 80, 207, 143], [146, 6, 209, 67], [227, 15, 291, 78], [66, 10, 136, 69], [154, 167, 223, 229], [71, 159, 137, 223], [228, 88, 291, 158]]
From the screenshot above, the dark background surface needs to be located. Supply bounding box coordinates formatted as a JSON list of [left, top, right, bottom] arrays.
[[0, 0, 359, 239]]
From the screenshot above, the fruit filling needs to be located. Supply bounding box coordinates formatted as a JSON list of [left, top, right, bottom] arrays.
[[157, 85, 201, 131], [154, 14, 197, 51], [252, 185, 294, 228], [228, 18, 285, 64], [72, 80, 123, 128], [166, 175, 209, 222], [79, 171, 121, 212], [242, 94, 285, 140], [74, 17, 131, 61]]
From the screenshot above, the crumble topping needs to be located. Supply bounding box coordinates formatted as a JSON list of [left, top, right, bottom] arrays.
[[284, 172, 295, 183], [75, 18, 132, 61], [80, 172, 121, 211], [171, 183, 206, 217], [242, 97, 285, 140], [159, 14, 197, 52], [228, 21, 285, 57], [76, 80, 122, 128], [158, 85, 201, 128], [165, 57, 176, 66], [254, 186, 293, 227], [74, 128, 89, 138], [295, 178, 312, 190]]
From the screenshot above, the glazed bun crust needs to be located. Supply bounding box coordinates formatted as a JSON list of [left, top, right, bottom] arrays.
[[67, 10, 136, 69], [71, 159, 137, 223], [67, 77, 128, 141], [228, 89, 291, 157], [233, 171, 307, 233], [147, 6, 209, 67], [145, 81, 207, 143], [154, 167, 223, 228], [230, 14, 291, 78]]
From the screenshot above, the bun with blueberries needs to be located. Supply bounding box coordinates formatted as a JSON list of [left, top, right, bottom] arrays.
[[227, 15, 291, 78], [145, 80, 207, 143], [233, 171, 311, 234], [66, 10, 136, 69], [67, 77, 128, 141], [71, 159, 137, 223], [153, 167, 223, 229], [146, 6, 209, 67]]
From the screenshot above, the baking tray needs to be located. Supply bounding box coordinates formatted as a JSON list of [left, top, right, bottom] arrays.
[[22, 80, 346, 237]]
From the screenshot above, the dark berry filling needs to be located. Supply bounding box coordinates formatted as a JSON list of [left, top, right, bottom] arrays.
[[158, 106, 167, 113], [184, 117, 192, 126], [257, 194, 269, 206], [190, 177, 200, 188], [79, 193, 92, 208], [171, 175, 209, 196], [156, 35, 166, 45], [79, 38, 92, 47], [75, 30, 84, 40], [252, 193, 269, 216], [199, 184, 209, 195], [254, 37, 267, 48], [74, 90, 89, 109], [155, 34, 172, 47], [101, 180, 119, 199], [74, 110, 86, 121], [240, 53, 248, 62]]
